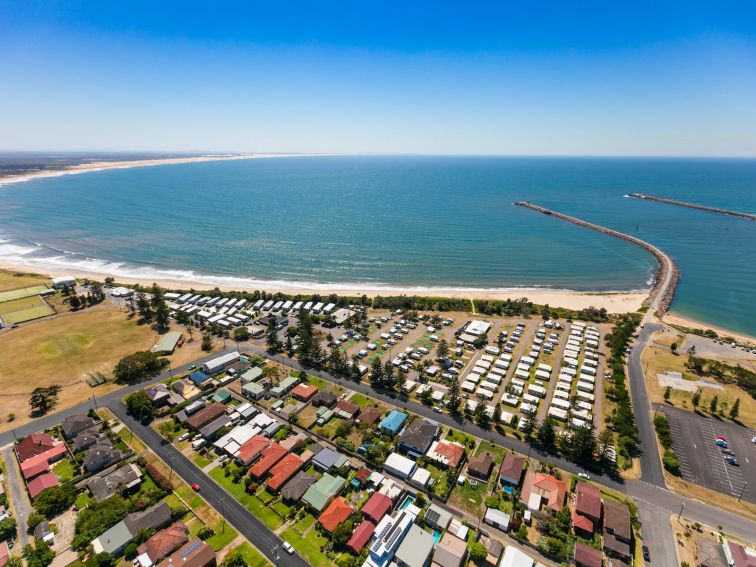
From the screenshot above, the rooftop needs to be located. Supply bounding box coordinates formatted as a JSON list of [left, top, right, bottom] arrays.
[[318, 497, 353, 533]]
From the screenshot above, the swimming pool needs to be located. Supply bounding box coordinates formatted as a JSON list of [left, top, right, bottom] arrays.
[[399, 494, 415, 510]]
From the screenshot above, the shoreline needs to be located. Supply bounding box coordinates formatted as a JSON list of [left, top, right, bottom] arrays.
[[0, 259, 647, 313], [661, 312, 756, 344], [0, 152, 330, 185]]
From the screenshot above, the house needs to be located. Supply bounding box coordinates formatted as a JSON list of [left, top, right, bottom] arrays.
[[155, 332, 183, 355], [185, 403, 227, 431], [291, 384, 318, 402], [202, 351, 240, 375], [92, 502, 172, 555], [157, 538, 216, 567], [269, 376, 299, 398], [383, 452, 416, 480], [380, 410, 408, 436], [279, 433, 306, 453], [366, 507, 418, 567], [88, 463, 143, 501], [0, 541, 9, 567], [27, 472, 59, 499], [241, 382, 267, 400], [499, 545, 535, 567], [83, 439, 122, 473], [71, 430, 103, 453], [318, 497, 354, 533], [397, 418, 438, 457], [519, 470, 566, 513], [146, 384, 173, 407], [347, 520, 376, 554], [431, 532, 467, 567], [171, 379, 200, 400], [484, 507, 511, 532], [574, 482, 602, 536], [137, 522, 189, 564], [312, 447, 347, 472], [723, 539, 756, 567], [281, 471, 317, 503], [61, 413, 98, 439], [240, 367, 263, 384], [52, 275, 76, 289], [302, 473, 346, 512], [351, 466, 372, 489], [15, 432, 66, 463], [423, 504, 452, 532], [225, 360, 251, 376], [394, 524, 435, 567], [249, 443, 286, 479], [467, 453, 494, 481], [234, 436, 271, 467], [188, 371, 212, 388], [602, 500, 632, 562], [199, 415, 232, 440], [311, 390, 337, 407], [425, 440, 465, 469], [409, 467, 431, 489], [485, 540, 503, 566], [334, 400, 360, 419], [212, 390, 232, 404], [20, 459, 52, 481], [358, 407, 383, 425], [499, 454, 525, 486], [574, 542, 603, 567], [266, 454, 304, 492], [361, 492, 393, 524]]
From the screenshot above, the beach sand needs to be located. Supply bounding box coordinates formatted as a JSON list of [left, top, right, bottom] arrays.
[[662, 312, 755, 344], [0, 259, 647, 313], [0, 152, 325, 185]]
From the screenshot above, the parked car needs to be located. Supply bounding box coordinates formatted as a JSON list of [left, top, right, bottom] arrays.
[[642, 546, 650, 562], [191, 483, 201, 491], [282, 542, 295, 555], [577, 472, 590, 480], [715, 439, 728, 448], [724, 455, 739, 466]]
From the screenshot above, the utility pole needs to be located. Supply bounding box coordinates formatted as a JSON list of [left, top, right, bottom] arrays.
[[677, 502, 684, 521], [738, 481, 748, 502], [168, 454, 174, 482], [220, 496, 226, 533]]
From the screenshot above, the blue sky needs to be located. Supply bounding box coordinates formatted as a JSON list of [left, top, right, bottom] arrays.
[[2, 1, 756, 156]]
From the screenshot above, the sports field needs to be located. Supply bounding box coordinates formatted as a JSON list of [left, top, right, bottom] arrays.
[[0, 295, 55, 324], [0, 284, 51, 303]]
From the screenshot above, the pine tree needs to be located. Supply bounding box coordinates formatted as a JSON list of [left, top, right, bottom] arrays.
[[691, 390, 701, 411], [663, 386, 671, 403], [709, 395, 718, 415], [369, 358, 383, 388], [729, 398, 740, 421], [447, 381, 461, 414], [266, 319, 281, 353], [536, 417, 557, 450], [492, 403, 502, 427]]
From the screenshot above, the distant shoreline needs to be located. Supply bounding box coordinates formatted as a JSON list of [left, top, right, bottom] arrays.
[[0, 152, 329, 185]]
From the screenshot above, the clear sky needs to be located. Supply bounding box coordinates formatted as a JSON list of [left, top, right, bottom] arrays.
[[2, 1, 756, 156]]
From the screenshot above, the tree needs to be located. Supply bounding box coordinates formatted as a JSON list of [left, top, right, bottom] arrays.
[[474, 403, 490, 429], [332, 519, 354, 547], [266, 318, 282, 354], [435, 339, 449, 360], [0, 517, 17, 541], [597, 429, 615, 465], [125, 391, 155, 422], [671, 342, 678, 354], [201, 333, 213, 351], [29, 385, 61, 415], [663, 386, 671, 403], [691, 390, 701, 412], [233, 327, 250, 342], [469, 542, 487, 562], [521, 416, 536, 440], [23, 541, 55, 567], [369, 358, 383, 388], [569, 425, 597, 464], [446, 380, 461, 414], [729, 398, 740, 421], [221, 549, 248, 567], [154, 298, 170, 332], [536, 417, 557, 450], [114, 351, 169, 384], [69, 294, 82, 310], [492, 403, 502, 427], [136, 291, 153, 321], [33, 484, 76, 517], [709, 395, 718, 415]]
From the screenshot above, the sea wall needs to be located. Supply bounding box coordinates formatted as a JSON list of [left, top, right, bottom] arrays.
[[628, 193, 756, 221], [515, 201, 680, 315]]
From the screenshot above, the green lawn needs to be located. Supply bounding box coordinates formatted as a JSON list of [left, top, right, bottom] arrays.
[[349, 393, 371, 408], [293, 513, 316, 533], [209, 468, 283, 530], [445, 428, 475, 447], [474, 440, 506, 463], [234, 542, 272, 567], [281, 524, 333, 567], [272, 500, 293, 518], [206, 522, 239, 551], [192, 452, 212, 468], [449, 478, 487, 514], [52, 458, 77, 481], [75, 491, 91, 509], [256, 488, 275, 504]]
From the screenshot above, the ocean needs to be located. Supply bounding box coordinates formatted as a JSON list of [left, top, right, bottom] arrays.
[[1, 156, 755, 335]]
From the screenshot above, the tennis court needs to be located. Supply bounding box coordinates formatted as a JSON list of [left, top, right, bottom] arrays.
[[0, 295, 55, 324], [0, 284, 51, 303]]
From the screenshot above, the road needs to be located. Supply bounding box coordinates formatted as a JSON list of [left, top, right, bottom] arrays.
[[2, 445, 32, 548], [107, 403, 307, 567]]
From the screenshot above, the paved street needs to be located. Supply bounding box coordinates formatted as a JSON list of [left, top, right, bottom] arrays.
[[2, 445, 31, 548]]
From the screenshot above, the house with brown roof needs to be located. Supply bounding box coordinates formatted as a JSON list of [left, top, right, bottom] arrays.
[[519, 470, 567, 513], [311, 391, 337, 407], [281, 471, 317, 503], [234, 435, 270, 466], [266, 454, 304, 492], [466, 453, 493, 480], [347, 520, 376, 554], [431, 532, 468, 567], [575, 542, 603, 567], [157, 538, 216, 567], [358, 407, 383, 425], [352, 466, 372, 488], [334, 400, 360, 419], [16, 433, 66, 463], [602, 500, 632, 562], [361, 492, 392, 524], [137, 522, 189, 564], [318, 497, 353, 533], [249, 443, 286, 478], [185, 403, 227, 431], [426, 440, 465, 469], [291, 384, 318, 402], [398, 418, 439, 458], [499, 454, 525, 487], [0, 540, 9, 567], [574, 482, 602, 536], [724, 539, 756, 567]]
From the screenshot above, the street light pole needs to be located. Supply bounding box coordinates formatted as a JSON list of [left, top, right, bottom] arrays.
[[220, 496, 226, 533], [168, 454, 174, 482], [677, 502, 684, 521], [738, 481, 748, 502]]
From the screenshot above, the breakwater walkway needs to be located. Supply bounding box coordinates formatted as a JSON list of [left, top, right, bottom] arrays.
[[514, 201, 679, 315], [628, 193, 756, 221]]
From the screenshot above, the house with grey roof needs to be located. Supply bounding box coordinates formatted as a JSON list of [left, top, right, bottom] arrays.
[[88, 463, 143, 501]]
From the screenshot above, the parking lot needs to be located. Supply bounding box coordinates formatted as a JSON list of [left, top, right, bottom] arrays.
[[661, 405, 755, 503]]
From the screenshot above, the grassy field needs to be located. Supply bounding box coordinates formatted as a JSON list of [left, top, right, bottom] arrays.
[[0, 284, 51, 303], [0, 269, 50, 293], [208, 467, 284, 530], [0, 307, 155, 432], [0, 295, 54, 324], [642, 337, 756, 428], [233, 542, 271, 567]]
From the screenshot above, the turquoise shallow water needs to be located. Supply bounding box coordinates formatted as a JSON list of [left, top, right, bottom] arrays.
[[0, 156, 754, 335]]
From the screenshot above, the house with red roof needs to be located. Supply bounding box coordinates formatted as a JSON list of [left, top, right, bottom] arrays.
[[347, 520, 376, 554], [249, 443, 286, 478], [574, 542, 603, 567], [426, 440, 465, 469], [318, 497, 353, 533], [137, 522, 189, 564], [16, 432, 67, 464], [361, 492, 392, 524], [0, 540, 10, 567], [235, 436, 270, 466], [21, 459, 52, 481], [573, 482, 602, 536], [27, 471, 60, 499], [266, 454, 304, 492], [519, 470, 567, 513], [291, 384, 318, 402]]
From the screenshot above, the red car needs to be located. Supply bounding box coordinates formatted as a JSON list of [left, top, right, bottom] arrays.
[[191, 483, 201, 492], [716, 435, 727, 441]]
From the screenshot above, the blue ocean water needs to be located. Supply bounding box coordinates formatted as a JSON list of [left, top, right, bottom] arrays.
[[0, 156, 754, 335]]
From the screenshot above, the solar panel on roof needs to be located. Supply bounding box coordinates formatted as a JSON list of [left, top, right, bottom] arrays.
[[181, 541, 202, 558], [425, 509, 440, 524]]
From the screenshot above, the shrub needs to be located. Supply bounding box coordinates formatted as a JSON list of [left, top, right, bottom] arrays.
[[663, 450, 680, 474], [145, 463, 173, 491]]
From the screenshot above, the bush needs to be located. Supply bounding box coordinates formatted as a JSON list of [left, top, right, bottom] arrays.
[[197, 526, 215, 540], [34, 484, 76, 518], [145, 463, 173, 491], [653, 415, 673, 449], [26, 512, 45, 532], [124, 543, 138, 560], [0, 517, 17, 541], [663, 450, 680, 474]]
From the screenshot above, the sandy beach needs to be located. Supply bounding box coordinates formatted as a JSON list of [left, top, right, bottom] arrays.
[[662, 312, 756, 344], [0, 259, 647, 313], [0, 152, 326, 185]]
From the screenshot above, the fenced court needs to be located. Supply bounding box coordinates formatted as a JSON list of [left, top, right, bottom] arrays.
[[0, 284, 51, 303], [0, 295, 55, 324]]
